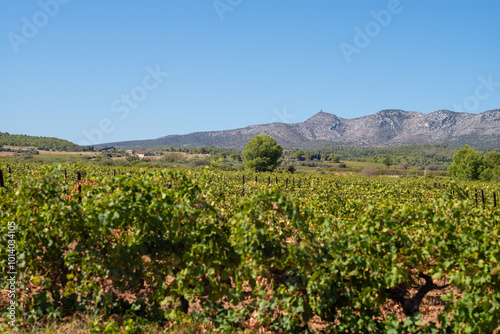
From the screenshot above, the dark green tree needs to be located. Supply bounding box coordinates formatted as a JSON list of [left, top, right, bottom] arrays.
[[329, 154, 341, 163], [448, 145, 483, 180], [479, 151, 500, 181], [382, 156, 393, 169], [242, 135, 283, 172]]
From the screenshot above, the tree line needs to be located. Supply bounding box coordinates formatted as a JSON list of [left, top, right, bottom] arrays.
[[284, 144, 462, 168], [448, 145, 500, 182]]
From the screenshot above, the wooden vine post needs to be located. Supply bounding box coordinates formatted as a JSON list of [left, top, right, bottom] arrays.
[[77, 171, 82, 203]]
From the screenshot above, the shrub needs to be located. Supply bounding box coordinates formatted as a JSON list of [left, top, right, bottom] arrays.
[[188, 158, 211, 168], [158, 155, 174, 163]]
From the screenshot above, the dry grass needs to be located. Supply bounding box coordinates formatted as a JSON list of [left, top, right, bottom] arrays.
[[361, 166, 379, 177], [0, 146, 97, 157]]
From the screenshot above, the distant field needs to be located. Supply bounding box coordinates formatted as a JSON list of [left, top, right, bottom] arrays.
[[338, 160, 385, 168], [0, 146, 97, 156], [293, 160, 449, 177]]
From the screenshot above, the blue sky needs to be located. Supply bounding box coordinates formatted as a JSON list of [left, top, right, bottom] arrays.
[[1, 0, 499, 146]]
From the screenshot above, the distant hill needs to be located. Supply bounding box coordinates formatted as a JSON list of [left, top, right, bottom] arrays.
[[0, 132, 82, 151], [96, 109, 500, 149]]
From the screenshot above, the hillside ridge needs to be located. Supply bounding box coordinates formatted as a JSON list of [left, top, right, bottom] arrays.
[[96, 109, 500, 149], [0, 131, 82, 151]]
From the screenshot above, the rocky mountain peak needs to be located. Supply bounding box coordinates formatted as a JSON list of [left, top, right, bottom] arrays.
[[377, 109, 407, 114], [432, 109, 460, 116], [375, 109, 417, 118], [305, 110, 341, 123]]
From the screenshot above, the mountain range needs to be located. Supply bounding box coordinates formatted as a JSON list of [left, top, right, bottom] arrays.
[[96, 109, 500, 149]]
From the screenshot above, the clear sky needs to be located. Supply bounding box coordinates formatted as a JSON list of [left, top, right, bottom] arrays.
[[1, 0, 499, 146]]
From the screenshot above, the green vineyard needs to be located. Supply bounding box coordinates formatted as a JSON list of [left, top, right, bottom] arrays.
[[1, 163, 499, 333]]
